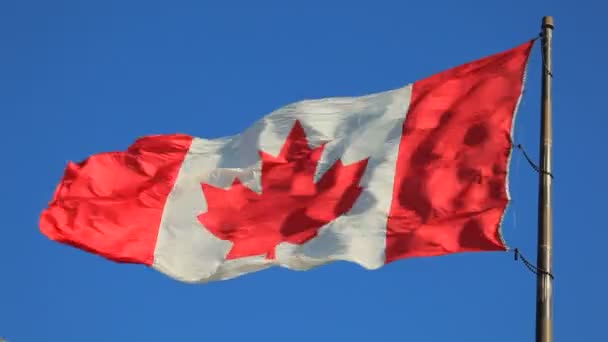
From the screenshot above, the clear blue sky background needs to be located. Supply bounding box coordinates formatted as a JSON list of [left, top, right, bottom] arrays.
[[1, 1, 604, 341]]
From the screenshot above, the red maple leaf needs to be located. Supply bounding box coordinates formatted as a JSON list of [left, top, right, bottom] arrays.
[[198, 120, 369, 260]]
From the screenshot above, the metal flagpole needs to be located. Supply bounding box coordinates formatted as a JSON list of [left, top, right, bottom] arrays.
[[536, 15, 554, 342]]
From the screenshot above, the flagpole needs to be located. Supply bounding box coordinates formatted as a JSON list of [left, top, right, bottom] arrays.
[[536, 15, 554, 342]]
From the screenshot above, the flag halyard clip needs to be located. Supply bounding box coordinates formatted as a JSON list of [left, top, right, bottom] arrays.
[[513, 248, 554, 280], [516, 144, 554, 179]]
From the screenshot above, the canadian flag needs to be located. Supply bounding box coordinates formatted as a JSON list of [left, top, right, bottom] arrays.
[[40, 40, 534, 283]]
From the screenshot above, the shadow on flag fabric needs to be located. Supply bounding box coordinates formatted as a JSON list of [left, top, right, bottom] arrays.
[[40, 40, 535, 283]]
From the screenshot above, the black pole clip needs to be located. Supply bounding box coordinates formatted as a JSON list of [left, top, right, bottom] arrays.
[[516, 144, 554, 179], [513, 248, 555, 280]]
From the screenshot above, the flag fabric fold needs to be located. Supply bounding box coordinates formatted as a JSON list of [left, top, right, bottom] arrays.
[[40, 40, 534, 283]]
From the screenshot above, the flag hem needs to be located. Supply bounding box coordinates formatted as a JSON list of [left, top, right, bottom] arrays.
[[499, 39, 536, 251]]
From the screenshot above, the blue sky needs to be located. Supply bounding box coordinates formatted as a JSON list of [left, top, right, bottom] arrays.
[[1, 1, 605, 341]]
